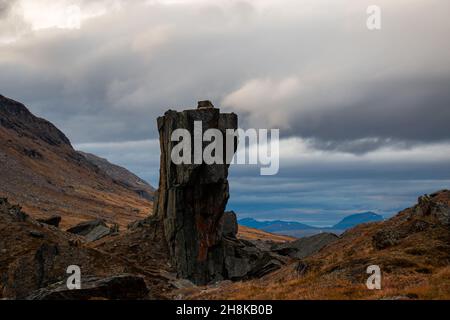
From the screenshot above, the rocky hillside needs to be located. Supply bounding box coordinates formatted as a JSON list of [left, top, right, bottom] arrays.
[[0, 95, 153, 229], [0, 99, 299, 299], [185, 190, 450, 299], [79, 151, 155, 201], [2, 97, 448, 300], [0, 197, 175, 299]]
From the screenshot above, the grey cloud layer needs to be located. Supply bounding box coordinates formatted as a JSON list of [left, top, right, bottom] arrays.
[[1, 0, 449, 224], [1, 0, 449, 151]]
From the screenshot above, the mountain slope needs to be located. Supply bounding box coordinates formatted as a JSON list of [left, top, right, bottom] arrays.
[[333, 212, 383, 229], [0, 197, 173, 299], [78, 151, 155, 201], [189, 190, 450, 299], [0, 95, 152, 229], [237, 225, 295, 243]]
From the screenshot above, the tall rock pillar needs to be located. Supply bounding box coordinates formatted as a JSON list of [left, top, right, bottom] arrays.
[[153, 101, 238, 284]]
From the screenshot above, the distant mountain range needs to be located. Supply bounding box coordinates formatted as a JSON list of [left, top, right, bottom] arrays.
[[239, 212, 384, 237], [332, 212, 383, 229]]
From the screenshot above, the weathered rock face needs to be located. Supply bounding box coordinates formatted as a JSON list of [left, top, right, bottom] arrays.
[[221, 211, 238, 238], [66, 219, 113, 242], [153, 103, 289, 284], [153, 104, 238, 284], [372, 190, 450, 250], [416, 193, 450, 226], [26, 274, 149, 300], [0, 197, 174, 299], [272, 232, 338, 259], [37, 215, 61, 228]]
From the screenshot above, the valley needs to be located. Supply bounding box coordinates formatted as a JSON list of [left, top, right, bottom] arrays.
[[0, 95, 448, 300]]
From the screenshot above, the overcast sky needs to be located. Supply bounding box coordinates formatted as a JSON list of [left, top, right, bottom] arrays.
[[1, 0, 449, 226]]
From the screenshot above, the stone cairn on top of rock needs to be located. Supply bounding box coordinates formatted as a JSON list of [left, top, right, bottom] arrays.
[[197, 100, 215, 109], [153, 101, 285, 285]]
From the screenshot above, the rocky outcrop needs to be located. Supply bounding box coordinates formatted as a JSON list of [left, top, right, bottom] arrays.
[[372, 229, 401, 250], [37, 215, 61, 228], [0, 197, 173, 299], [0, 198, 28, 222], [272, 232, 338, 259], [372, 191, 450, 250], [153, 102, 285, 284], [221, 238, 287, 280], [197, 100, 215, 109], [66, 219, 113, 242], [221, 211, 238, 238], [154, 102, 237, 284], [26, 274, 149, 300], [415, 192, 450, 226]]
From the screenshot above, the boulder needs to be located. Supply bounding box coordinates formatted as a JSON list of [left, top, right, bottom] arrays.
[[66, 219, 111, 242], [3, 243, 60, 298], [372, 193, 450, 250], [0, 198, 28, 222], [85, 225, 111, 242], [67, 219, 105, 235], [197, 100, 215, 109], [26, 274, 149, 300], [223, 239, 285, 279], [416, 194, 450, 226], [272, 233, 338, 259], [37, 215, 61, 227], [29, 231, 45, 238], [221, 211, 238, 238], [372, 229, 401, 250]]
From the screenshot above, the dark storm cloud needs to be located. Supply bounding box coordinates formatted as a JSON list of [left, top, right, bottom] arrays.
[[1, 0, 448, 150], [284, 77, 450, 151], [1, 1, 264, 141]]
